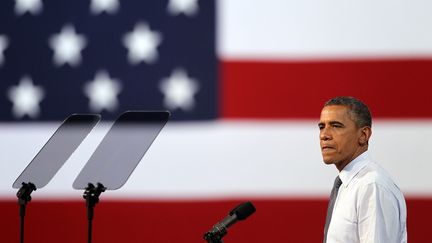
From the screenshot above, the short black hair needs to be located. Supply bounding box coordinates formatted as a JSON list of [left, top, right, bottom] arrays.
[[324, 96, 372, 128]]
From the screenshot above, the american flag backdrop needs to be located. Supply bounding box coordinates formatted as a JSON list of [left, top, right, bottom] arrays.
[[1, 0, 432, 242], [0, 0, 216, 121]]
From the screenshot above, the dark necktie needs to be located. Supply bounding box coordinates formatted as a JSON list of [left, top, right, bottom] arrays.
[[323, 176, 343, 243]]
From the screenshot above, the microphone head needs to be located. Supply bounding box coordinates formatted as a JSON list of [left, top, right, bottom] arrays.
[[229, 201, 256, 220]]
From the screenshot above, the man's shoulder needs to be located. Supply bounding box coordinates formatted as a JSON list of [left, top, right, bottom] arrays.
[[352, 162, 401, 192]]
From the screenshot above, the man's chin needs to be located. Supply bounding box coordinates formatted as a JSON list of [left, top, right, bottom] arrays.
[[322, 157, 336, 165]]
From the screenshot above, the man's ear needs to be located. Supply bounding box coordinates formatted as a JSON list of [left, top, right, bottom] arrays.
[[359, 126, 372, 146]]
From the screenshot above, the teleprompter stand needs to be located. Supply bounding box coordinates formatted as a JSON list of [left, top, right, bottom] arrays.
[[12, 114, 100, 243], [83, 183, 106, 243], [73, 111, 170, 243], [17, 182, 36, 243]]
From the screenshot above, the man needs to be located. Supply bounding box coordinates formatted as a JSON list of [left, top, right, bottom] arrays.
[[319, 96, 407, 243]]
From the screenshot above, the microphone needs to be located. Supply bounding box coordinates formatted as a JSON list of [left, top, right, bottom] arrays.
[[204, 201, 256, 243]]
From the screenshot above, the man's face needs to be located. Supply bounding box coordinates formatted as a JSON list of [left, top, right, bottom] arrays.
[[318, 105, 366, 170]]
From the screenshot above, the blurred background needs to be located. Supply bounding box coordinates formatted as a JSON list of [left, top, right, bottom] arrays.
[[1, 0, 432, 242]]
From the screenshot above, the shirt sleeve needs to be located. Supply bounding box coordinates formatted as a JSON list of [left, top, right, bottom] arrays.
[[356, 182, 403, 243]]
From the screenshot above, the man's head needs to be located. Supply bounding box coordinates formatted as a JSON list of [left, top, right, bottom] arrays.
[[318, 97, 372, 171]]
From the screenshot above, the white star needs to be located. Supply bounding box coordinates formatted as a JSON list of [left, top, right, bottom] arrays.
[[0, 35, 8, 66], [167, 0, 199, 16], [49, 24, 87, 67], [123, 22, 162, 65], [15, 0, 43, 16], [84, 70, 122, 112], [7, 76, 45, 119], [159, 68, 199, 111], [90, 0, 120, 15]]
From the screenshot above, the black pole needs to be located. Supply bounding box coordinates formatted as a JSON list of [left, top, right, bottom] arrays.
[[16, 182, 36, 243], [88, 213, 92, 243], [20, 204, 25, 243], [83, 183, 106, 243]]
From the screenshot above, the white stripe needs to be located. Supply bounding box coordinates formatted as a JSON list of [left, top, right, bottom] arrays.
[[1, 121, 431, 199], [217, 0, 432, 59]]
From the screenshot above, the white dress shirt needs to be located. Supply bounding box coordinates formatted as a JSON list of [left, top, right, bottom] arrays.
[[326, 151, 407, 243]]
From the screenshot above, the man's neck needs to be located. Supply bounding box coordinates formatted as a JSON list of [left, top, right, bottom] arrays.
[[335, 147, 368, 172]]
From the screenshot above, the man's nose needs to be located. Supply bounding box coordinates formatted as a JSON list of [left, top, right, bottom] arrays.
[[320, 127, 331, 140]]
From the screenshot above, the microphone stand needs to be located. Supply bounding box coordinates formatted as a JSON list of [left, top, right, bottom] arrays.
[[16, 182, 36, 243], [83, 183, 106, 243], [203, 228, 226, 243]]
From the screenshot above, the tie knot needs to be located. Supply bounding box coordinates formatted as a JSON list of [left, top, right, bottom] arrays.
[[334, 176, 342, 189]]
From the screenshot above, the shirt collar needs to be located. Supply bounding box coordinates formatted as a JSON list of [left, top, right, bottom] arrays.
[[339, 151, 371, 188]]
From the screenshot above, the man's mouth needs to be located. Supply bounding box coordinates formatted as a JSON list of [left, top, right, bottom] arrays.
[[321, 146, 335, 151]]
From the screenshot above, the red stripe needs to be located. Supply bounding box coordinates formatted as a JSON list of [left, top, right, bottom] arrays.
[[221, 59, 432, 118], [1, 198, 430, 242]]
